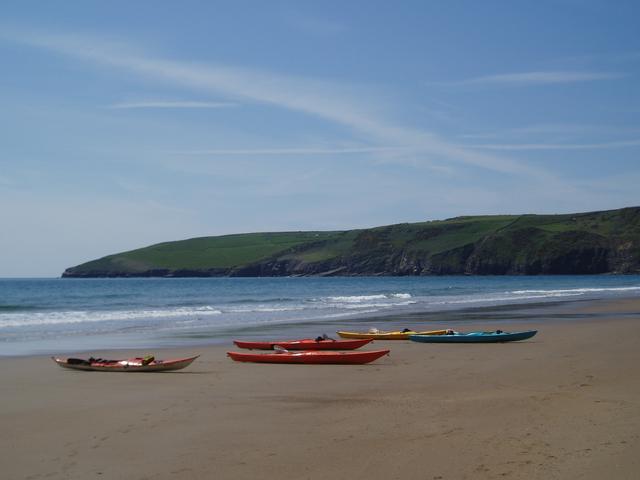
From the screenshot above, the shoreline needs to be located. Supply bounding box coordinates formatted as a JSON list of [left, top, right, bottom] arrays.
[[2, 296, 639, 479], [3, 294, 639, 359]]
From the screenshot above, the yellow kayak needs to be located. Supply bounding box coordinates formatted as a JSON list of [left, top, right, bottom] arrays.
[[337, 329, 448, 340]]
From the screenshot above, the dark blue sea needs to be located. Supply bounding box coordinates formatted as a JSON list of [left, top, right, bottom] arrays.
[[1, 276, 639, 356]]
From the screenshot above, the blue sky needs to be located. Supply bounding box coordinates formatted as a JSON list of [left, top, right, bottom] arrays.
[[1, 1, 639, 276]]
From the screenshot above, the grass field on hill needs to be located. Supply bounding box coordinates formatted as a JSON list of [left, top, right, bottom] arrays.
[[63, 207, 640, 276]]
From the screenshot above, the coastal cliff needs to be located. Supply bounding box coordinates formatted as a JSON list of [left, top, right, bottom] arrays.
[[62, 207, 640, 277]]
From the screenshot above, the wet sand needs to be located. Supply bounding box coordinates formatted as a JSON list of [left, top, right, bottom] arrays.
[[1, 298, 639, 479]]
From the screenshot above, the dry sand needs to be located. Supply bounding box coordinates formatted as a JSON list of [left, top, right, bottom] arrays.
[[2, 298, 639, 479]]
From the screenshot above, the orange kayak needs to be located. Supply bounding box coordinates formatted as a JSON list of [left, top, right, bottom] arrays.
[[52, 355, 199, 372], [233, 338, 373, 350], [227, 349, 389, 364]]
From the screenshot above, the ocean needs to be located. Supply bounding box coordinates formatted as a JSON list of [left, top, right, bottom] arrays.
[[2, 275, 640, 356]]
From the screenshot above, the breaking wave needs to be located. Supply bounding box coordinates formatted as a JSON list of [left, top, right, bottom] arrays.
[[324, 293, 412, 303], [511, 286, 640, 295], [0, 306, 222, 329]]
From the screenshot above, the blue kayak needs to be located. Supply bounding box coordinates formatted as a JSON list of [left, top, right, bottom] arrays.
[[409, 330, 537, 343]]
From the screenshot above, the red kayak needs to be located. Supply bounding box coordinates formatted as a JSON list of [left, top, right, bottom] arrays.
[[227, 349, 389, 365], [233, 338, 373, 350]]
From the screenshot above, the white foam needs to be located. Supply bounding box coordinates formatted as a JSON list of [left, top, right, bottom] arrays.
[[511, 286, 640, 295], [341, 300, 417, 310], [390, 293, 412, 299], [320, 309, 381, 319], [325, 293, 412, 303], [0, 306, 222, 329], [327, 294, 386, 302], [430, 292, 584, 305], [226, 306, 305, 313]]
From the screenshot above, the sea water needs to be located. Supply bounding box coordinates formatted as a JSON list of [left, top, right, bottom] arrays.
[[1, 275, 640, 356]]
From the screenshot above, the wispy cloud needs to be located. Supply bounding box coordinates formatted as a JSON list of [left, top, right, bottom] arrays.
[[471, 139, 640, 151], [1, 29, 553, 179], [450, 70, 624, 87], [179, 146, 405, 156], [109, 100, 237, 109]]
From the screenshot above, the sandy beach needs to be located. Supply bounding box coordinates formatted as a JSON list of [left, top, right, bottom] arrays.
[[2, 298, 639, 480]]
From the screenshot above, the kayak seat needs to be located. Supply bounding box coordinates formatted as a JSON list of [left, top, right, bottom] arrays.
[[67, 358, 91, 365]]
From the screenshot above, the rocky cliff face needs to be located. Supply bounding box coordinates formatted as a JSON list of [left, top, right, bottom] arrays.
[[229, 234, 634, 277]]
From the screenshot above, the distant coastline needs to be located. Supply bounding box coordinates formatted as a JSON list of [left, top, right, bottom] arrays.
[[62, 206, 640, 278]]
